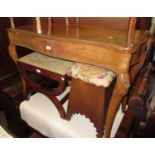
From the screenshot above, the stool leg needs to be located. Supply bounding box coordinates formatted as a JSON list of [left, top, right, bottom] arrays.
[[104, 74, 130, 138]]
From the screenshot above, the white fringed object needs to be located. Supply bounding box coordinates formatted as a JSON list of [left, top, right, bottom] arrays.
[[20, 87, 124, 138]]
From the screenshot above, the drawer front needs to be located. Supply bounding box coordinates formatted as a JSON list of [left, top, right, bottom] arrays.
[[8, 30, 133, 73]]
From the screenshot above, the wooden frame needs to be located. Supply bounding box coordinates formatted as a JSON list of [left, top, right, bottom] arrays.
[[17, 61, 69, 119]]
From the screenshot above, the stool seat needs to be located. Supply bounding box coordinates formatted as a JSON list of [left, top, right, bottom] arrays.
[[19, 87, 124, 138], [18, 52, 75, 75], [67, 63, 116, 87]]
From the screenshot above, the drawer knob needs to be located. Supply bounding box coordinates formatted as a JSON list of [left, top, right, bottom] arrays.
[[45, 45, 52, 51]]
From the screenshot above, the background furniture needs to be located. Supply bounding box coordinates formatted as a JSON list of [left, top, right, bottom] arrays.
[[116, 17, 155, 137]]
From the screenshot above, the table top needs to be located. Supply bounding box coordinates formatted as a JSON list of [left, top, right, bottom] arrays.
[[14, 23, 147, 50]]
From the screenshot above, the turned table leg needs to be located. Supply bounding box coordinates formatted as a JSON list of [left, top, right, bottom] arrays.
[[104, 74, 130, 138]]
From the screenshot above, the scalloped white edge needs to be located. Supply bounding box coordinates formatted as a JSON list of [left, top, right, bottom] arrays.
[[70, 113, 97, 137]]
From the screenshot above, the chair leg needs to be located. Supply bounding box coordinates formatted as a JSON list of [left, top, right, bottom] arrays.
[[104, 73, 130, 138]]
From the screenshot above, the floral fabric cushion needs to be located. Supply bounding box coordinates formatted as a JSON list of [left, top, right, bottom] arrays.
[[67, 63, 116, 87]]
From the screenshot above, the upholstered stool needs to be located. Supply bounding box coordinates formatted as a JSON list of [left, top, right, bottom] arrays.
[[66, 63, 116, 137], [17, 52, 75, 119], [19, 87, 124, 138]]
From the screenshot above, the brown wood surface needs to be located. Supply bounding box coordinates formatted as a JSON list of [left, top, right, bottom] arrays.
[[53, 17, 130, 30], [8, 29, 137, 74], [8, 23, 147, 49]]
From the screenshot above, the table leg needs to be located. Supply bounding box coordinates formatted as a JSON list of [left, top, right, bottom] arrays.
[[104, 73, 130, 138]]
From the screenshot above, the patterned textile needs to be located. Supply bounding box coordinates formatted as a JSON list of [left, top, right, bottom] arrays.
[[18, 52, 75, 75], [67, 63, 116, 87]]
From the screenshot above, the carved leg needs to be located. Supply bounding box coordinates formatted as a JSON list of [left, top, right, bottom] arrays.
[[121, 51, 147, 112], [104, 74, 130, 138], [121, 45, 147, 113]]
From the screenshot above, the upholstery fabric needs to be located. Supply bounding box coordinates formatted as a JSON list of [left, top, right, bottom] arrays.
[[67, 63, 116, 87], [19, 52, 116, 87], [18, 52, 75, 75]]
